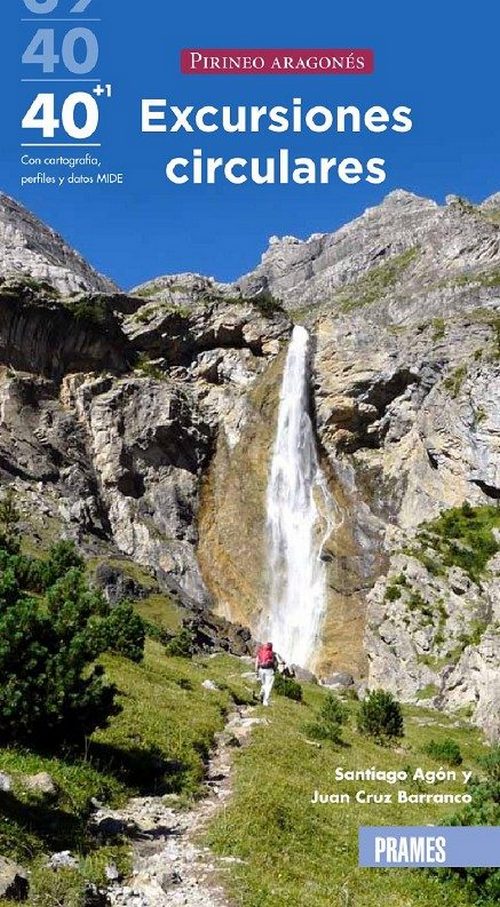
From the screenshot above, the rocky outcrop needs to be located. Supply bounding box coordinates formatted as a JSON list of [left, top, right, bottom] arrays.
[[60, 372, 214, 601], [0, 284, 131, 379], [181, 610, 254, 657], [0, 257, 290, 605], [0, 193, 117, 295], [0, 856, 29, 901], [234, 190, 500, 314], [366, 548, 500, 740]]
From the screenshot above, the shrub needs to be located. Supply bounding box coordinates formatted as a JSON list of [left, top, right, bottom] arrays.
[[1, 541, 86, 595], [103, 603, 145, 663], [0, 488, 21, 554], [40, 540, 85, 588], [223, 291, 284, 317], [357, 689, 404, 743], [304, 693, 347, 744], [414, 502, 500, 583], [0, 551, 43, 590], [165, 627, 195, 658], [274, 673, 303, 702], [0, 587, 119, 747], [423, 738, 463, 766], [66, 296, 111, 327], [444, 364, 468, 398], [251, 291, 284, 316], [0, 526, 146, 747], [437, 747, 500, 903], [385, 584, 402, 601]]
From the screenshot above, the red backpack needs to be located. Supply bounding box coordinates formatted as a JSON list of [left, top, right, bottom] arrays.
[[257, 643, 275, 669]]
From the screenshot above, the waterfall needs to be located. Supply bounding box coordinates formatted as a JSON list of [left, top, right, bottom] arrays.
[[262, 324, 332, 669]]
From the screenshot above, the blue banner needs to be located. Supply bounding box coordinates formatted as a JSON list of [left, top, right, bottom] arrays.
[[359, 827, 500, 868]]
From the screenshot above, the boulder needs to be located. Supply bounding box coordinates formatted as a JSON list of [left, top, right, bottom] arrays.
[[290, 665, 318, 684], [93, 563, 151, 605], [182, 612, 254, 657], [201, 679, 219, 691], [104, 863, 121, 883], [47, 851, 79, 870], [0, 774, 12, 793], [22, 772, 57, 797], [0, 856, 29, 901], [321, 672, 355, 689], [83, 883, 110, 907]]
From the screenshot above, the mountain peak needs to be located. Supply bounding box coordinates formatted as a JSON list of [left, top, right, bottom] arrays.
[[480, 191, 500, 209], [0, 193, 118, 296], [381, 188, 436, 207]]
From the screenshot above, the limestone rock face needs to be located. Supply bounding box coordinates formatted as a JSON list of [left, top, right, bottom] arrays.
[[228, 189, 500, 734], [307, 218, 500, 733], [60, 373, 213, 602], [2, 189, 500, 735], [0, 245, 290, 606], [0, 194, 117, 296], [234, 190, 500, 314], [0, 286, 131, 378], [365, 552, 500, 740]]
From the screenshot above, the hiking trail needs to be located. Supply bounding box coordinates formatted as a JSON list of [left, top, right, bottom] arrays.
[[93, 703, 266, 907]]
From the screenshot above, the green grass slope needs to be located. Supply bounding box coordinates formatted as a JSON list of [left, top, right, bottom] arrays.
[[0, 645, 254, 904], [206, 682, 489, 907]]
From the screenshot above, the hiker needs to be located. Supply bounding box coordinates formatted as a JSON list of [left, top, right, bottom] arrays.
[[255, 641, 279, 706]]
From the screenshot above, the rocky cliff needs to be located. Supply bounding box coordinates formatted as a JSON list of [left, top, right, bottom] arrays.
[[0, 194, 118, 296], [1, 189, 500, 737]]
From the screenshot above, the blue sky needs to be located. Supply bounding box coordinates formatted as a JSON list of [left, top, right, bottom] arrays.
[[2, 1, 499, 290]]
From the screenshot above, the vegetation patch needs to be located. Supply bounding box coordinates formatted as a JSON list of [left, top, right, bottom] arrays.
[[412, 501, 500, 583], [457, 619, 489, 649], [416, 684, 439, 701], [384, 571, 408, 602], [64, 295, 114, 328], [479, 206, 500, 226], [134, 352, 168, 380], [218, 291, 285, 318], [273, 673, 303, 702], [133, 282, 169, 298], [432, 317, 446, 340], [423, 738, 463, 766], [443, 363, 468, 397], [207, 691, 487, 907], [0, 277, 61, 301], [133, 300, 191, 322], [164, 626, 196, 658], [357, 689, 404, 743], [452, 267, 500, 289], [332, 246, 420, 313], [303, 692, 347, 744]]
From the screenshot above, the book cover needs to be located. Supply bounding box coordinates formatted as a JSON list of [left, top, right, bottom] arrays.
[[0, 2, 499, 905]]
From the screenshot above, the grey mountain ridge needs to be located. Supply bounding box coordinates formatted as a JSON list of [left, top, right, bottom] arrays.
[[1, 188, 500, 738], [0, 193, 118, 296]]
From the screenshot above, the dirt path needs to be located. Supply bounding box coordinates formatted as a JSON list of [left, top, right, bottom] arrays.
[[94, 706, 265, 907]]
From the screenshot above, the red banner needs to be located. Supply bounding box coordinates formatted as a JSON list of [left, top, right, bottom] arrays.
[[181, 49, 374, 75]]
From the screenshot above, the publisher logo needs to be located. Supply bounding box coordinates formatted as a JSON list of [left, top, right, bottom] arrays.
[[359, 827, 500, 868], [181, 49, 374, 75]]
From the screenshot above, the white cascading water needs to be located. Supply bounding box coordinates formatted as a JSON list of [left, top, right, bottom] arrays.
[[262, 324, 333, 668]]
